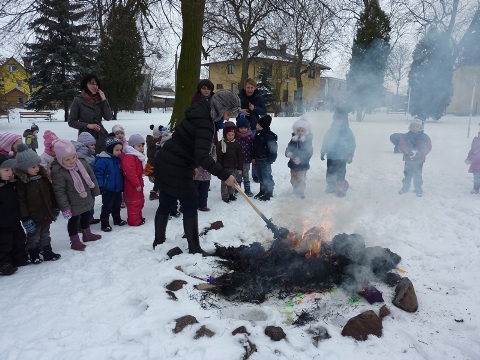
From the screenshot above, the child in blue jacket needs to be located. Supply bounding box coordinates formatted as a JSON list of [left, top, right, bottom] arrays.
[[94, 134, 126, 232]]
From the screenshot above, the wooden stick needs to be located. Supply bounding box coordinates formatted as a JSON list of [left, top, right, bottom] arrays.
[[234, 184, 267, 219]]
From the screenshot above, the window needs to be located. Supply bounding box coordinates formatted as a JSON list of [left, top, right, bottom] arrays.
[[289, 67, 296, 77], [308, 68, 315, 79], [16, 81, 22, 88], [8, 65, 17, 72], [217, 84, 224, 90], [227, 63, 234, 74], [18, 97, 23, 104]]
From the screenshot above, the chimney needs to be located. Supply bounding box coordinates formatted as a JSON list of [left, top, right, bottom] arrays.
[[22, 57, 31, 68], [258, 40, 266, 51]]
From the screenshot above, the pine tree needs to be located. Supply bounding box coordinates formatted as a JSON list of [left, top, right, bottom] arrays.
[[408, 27, 453, 121], [24, 0, 96, 121], [97, 3, 145, 119], [345, 0, 391, 121], [256, 67, 275, 110]]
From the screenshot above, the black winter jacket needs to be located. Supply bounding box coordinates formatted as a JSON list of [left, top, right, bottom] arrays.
[[0, 178, 20, 231], [285, 133, 313, 171], [155, 101, 231, 198], [236, 88, 267, 130], [253, 127, 278, 164]]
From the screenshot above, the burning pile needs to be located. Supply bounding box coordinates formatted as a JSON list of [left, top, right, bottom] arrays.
[[211, 229, 402, 303]]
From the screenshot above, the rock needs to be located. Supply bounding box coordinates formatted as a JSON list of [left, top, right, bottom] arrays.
[[379, 305, 390, 318], [264, 326, 286, 341], [232, 326, 250, 336], [173, 315, 198, 333], [166, 280, 187, 291], [306, 326, 331, 346], [194, 325, 215, 339], [167, 247, 183, 258], [166, 290, 178, 301], [393, 277, 418, 312], [341, 310, 383, 341]]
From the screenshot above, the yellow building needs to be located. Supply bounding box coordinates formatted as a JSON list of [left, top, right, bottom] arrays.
[[446, 66, 480, 116], [203, 41, 330, 112], [0, 57, 32, 110]]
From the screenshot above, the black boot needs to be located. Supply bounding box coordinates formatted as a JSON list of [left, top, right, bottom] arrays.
[[28, 248, 43, 264], [153, 212, 169, 249], [112, 211, 127, 226], [101, 218, 112, 232], [259, 191, 272, 201], [254, 186, 266, 199], [42, 245, 61, 261], [184, 215, 210, 256]]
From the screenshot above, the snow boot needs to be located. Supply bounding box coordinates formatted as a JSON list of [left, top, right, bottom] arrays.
[[184, 215, 210, 256], [471, 183, 480, 194], [28, 248, 43, 264], [149, 191, 159, 201], [100, 218, 112, 232], [259, 190, 273, 201], [0, 262, 17, 276], [153, 213, 169, 249], [244, 181, 253, 197], [112, 211, 127, 226], [70, 234, 86, 251], [42, 245, 61, 261], [82, 227, 102, 242], [254, 185, 266, 199]]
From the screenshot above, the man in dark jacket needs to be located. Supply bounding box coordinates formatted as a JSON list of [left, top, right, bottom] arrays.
[[153, 90, 241, 255]]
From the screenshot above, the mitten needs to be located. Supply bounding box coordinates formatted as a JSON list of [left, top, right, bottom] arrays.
[[62, 209, 73, 220], [143, 163, 154, 176], [286, 152, 293, 158], [347, 157, 353, 164], [22, 218, 36, 234], [409, 150, 418, 159], [293, 157, 300, 165], [321, 154, 325, 161], [53, 208, 60, 221]]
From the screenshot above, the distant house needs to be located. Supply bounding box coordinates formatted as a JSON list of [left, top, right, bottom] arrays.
[[317, 77, 346, 110], [0, 57, 32, 110], [152, 87, 175, 112], [203, 40, 330, 112], [446, 66, 480, 116]]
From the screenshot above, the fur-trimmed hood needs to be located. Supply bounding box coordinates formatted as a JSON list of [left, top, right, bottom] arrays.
[[0, 177, 16, 188], [14, 165, 51, 183]]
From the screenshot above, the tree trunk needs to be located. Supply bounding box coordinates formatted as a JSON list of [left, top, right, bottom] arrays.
[[64, 99, 69, 121], [170, 0, 205, 128]]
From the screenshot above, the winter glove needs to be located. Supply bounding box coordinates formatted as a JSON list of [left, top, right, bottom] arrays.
[[347, 157, 353, 164], [22, 218, 36, 234], [143, 163, 154, 176], [286, 152, 293, 158], [409, 150, 418, 159], [293, 157, 300, 165], [236, 170, 242, 175], [53, 208, 60, 221], [62, 209, 73, 220], [321, 154, 325, 161]]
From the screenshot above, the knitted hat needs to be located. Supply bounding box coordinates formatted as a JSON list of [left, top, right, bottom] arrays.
[[15, 143, 41, 172], [257, 115, 272, 129], [150, 124, 163, 138], [236, 114, 249, 129], [105, 133, 123, 153], [53, 139, 77, 166], [112, 124, 125, 134], [210, 90, 241, 121], [0, 132, 22, 153], [43, 130, 58, 150], [409, 118, 423, 130], [197, 79, 214, 92], [0, 153, 16, 169], [292, 118, 311, 134], [31, 123, 39, 132], [333, 107, 348, 122], [223, 121, 237, 138], [160, 132, 172, 147], [77, 132, 96, 146], [128, 134, 145, 147]]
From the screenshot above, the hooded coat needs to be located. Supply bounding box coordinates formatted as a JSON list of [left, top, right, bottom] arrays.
[[467, 132, 480, 173], [154, 101, 231, 198], [399, 130, 432, 163], [321, 121, 356, 160], [285, 129, 313, 171], [68, 95, 113, 154], [237, 88, 267, 130]]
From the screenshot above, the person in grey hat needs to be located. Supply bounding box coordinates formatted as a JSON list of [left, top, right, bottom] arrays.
[[153, 89, 241, 255], [14, 144, 61, 263], [0, 154, 28, 275]]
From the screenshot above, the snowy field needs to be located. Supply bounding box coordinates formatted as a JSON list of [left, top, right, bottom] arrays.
[[1, 108, 479, 360]]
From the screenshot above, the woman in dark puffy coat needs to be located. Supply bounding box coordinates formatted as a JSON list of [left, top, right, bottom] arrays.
[[285, 118, 313, 199], [153, 90, 241, 255], [68, 74, 113, 154]]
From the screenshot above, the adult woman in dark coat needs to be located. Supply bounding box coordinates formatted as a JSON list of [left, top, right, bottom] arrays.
[[153, 90, 241, 255], [68, 74, 113, 154]]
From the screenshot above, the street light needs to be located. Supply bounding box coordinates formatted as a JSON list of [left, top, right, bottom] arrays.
[[285, 77, 290, 102], [0, 78, 5, 116]]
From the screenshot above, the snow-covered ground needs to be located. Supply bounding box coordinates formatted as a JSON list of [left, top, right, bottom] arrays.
[[1, 108, 479, 360]]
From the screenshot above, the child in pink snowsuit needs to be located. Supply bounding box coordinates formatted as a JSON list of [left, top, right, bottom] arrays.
[[120, 134, 146, 226]]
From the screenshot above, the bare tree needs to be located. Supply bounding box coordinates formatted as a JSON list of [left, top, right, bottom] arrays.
[[386, 42, 411, 95]]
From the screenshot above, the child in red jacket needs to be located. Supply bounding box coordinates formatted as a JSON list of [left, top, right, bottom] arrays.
[[121, 134, 146, 226], [465, 130, 480, 193]]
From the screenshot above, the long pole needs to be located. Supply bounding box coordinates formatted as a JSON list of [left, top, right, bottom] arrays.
[[406, 87, 411, 123], [467, 75, 477, 138]]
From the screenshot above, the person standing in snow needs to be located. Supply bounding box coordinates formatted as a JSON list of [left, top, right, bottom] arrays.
[[285, 118, 313, 199], [153, 90, 240, 255], [235, 114, 254, 197], [465, 129, 480, 194], [320, 108, 356, 197], [120, 134, 146, 227], [0, 132, 22, 158], [145, 124, 163, 201], [191, 79, 215, 105], [398, 119, 432, 197], [23, 123, 39, 153], [68, 74, 113, 154], [40, 130, 59, 173]]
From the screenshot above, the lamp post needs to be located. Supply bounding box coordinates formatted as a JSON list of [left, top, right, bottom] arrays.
[[0, 78, 5, 116], [285, 78, 290, 116]]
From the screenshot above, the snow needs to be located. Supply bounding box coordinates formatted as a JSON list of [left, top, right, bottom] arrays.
[[1, 108, 480, 360]]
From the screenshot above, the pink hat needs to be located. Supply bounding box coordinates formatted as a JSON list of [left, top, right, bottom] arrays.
[[43, 130, 58, 150], [53, 139, 77, 167], [0, 132, 22, 153]]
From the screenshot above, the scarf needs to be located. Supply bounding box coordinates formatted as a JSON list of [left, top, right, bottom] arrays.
[[62, 159, 95, 198], [236, 129, 253, 139], [124, 145, 146, 168], [220, 138, 235, 153], [291, 134, 306, 142], [81, 90, 100, 106]]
